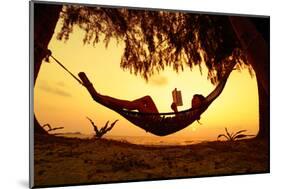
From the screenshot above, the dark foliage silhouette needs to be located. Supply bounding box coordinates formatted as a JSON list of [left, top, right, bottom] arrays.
[[42, 123, 64, 132], [217, 128, 254, 141], [87, 117, 118, 138]]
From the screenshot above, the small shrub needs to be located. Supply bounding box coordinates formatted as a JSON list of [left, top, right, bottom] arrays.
[[87, 117, 118, 139], [217, 128, 254, 141], [42, 123, 64, 133]]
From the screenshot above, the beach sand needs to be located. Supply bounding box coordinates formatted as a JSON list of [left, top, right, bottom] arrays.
[[33, 134, 269, 187]]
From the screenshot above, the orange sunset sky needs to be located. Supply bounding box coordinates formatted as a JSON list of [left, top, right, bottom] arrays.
[[34, 19, 259, 141]]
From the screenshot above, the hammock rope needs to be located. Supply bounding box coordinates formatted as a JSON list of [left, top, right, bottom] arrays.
[[43, 49, 236, 136], [45, 49, 83, 85], [50, 55, 83, 85]]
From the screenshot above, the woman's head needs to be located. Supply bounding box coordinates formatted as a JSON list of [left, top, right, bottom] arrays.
[[192, 94, 205, 109]]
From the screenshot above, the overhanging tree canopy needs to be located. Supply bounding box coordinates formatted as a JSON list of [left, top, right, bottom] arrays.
[[57, 6, 248, 82]]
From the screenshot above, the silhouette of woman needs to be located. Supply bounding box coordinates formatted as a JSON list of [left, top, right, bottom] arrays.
[[80, 73, 204, 114]]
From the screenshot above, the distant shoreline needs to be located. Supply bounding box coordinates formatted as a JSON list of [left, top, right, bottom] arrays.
[[52, 132, 216, 146]]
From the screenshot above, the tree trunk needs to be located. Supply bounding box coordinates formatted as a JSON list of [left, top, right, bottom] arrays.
[[256, 78, 269, 139], [229, 17, 269, 140], [32, 3, 62, 134]]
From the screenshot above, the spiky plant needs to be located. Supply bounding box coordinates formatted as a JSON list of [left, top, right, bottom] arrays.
[[42, 123, 64, 132], [87, 117, 118, 139], [217, 128, 254, 141]]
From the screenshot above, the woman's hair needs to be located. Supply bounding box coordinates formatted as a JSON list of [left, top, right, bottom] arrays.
[[192, 94, 205, 109], [193, 94, 205, 101]]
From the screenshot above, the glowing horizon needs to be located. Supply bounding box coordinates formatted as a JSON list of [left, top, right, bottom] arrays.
[[34, 20, 259, 141]]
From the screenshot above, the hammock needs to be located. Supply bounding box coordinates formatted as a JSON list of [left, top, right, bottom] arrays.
[[78, 61, 236, 136], [44, 48, 236, 136]]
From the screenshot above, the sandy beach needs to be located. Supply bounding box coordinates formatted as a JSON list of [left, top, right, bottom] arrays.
[[33, 134, 269, 187]]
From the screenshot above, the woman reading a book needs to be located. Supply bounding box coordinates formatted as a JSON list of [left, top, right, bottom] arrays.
[[81, 74, 205, 114]]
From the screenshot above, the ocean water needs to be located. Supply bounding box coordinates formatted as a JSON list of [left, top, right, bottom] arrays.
[[105, 135, 201, 146], [56, 133, 208, 146]]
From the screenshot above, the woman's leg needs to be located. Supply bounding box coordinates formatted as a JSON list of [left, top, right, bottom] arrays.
[[100, 95, 159, 113], [83, 82, 137, 109], [83, 80, 158, 113], [98, 94, 138, 110], [131, 96, 159, 113]]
